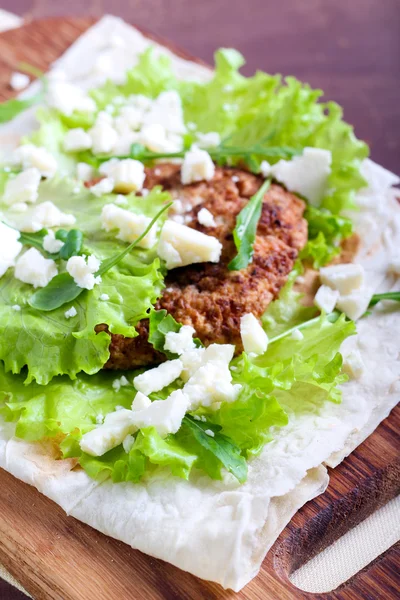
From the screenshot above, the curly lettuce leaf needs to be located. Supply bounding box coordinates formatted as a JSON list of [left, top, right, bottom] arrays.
[[301, 206, 354, 268], [0, 178, 168, 383]]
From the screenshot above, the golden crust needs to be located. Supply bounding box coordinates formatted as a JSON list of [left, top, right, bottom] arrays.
[[101, 165, 307, 369]]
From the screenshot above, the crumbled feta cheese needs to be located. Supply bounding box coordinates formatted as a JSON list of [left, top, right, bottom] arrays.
[[101, 203, 157, 249], [47, 81, 96, 115], [269, 148, 332, 206], [164, 325, 196, 355], [0, 222, 22, 277], [204, 429, 215, 437], [11, 202, 28, 212], [42, 230, 64, 254], [80, 408, 136, 456], [183, 360, 241, 410], [181, 148, 215, 185], [22, 201, 76, 233], [133, 359, 183, 396], [260, 161, 271, 178], [130, 389, 189, 437], [320, 263, 364, 295], [113, 131, 140, 155], [90, 177, 115, 197], [10, 145, 57, 178], [96, 111, 114, 125], [114, 194, 128, 206], [66, 254, 101, 290], [99, 293, 109, 301], [291, 328, 304, 341], [10, 72, 30, 91], [240, 313, 269, 355], [64, 306, 77, 319], [112, 375, 130, 392], [342, 349, 365, 379], [180, 347, 206, 382], [96, 413, 104, 425], [314, 285, 339, 313], [336, 289, 372, 321], [158, 220, 222, 269], [89, 121, 118, 154], [12, 304, 21, 311], [3, 168, 41, 206], [76, 162, 95, 182], [139, 123, 183, 153], [128, 94, 153, 111], [197, 207, 216, 228], [116, 106, 144, 131], [63, 128, 93, 153], [196, 132, 221, 149], [231, 175, 240, 183], [98, 159, 145, 194], [142, 90, 186, 134], [14, 248, 58, 288], [131, 391, 152, 412], [122, 434, 135, 453]]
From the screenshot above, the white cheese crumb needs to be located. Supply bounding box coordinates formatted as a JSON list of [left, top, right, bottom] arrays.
[[95, 413, 104, 425], [231, 175, 240, 183], [181, 148, 215, 185], [80, 408, 136, 456], [10, 72, 30, 91], [196, 132, 221, 149], [112, 375, 130, 392], [116, 105, 144, 130], [98, 159, 145, 194], [314, 285, 339, 313], [12, 304, 21, 311], [158, 219, 222, 269], [139, 123, 183, 153], [0, 222, 22, 277], [66, 254, 101, 290], [183, 360, 241, 410], [42, 230, 64, 254], [114, 194, 128, 206], [133, 359, 183, 396], [89, 120, 118, 154], [193, 415, 201, 421], [260, 161, 271, 178], [99, 293, 110, 301], [47, 81, 96, 115], [131, 391, 152, 412], [320, 263, 364, 295], [64, 306, 77, 319], [197, 207, 216, 228], [342, 349, 365, 379], [291, 328, 304, 341], [76, 162, 95, 182], [204, 429, 215, 438], [336, 288, 372, 321], [22, 201, 76, 233], [90, 177, 115, 197], [14, 248, 58, 288], [130, 389, 189, 437], [63, 128, 93, 153], [142, 90, 186, 135], [101, 203, 157, 249], [270, 148, 332, 206], [164, 325, 196, 355], [3, 168, 41, 206], [240, 313, 269, 355], [10, 145, 57, 178], [122, 434, 135, 453]]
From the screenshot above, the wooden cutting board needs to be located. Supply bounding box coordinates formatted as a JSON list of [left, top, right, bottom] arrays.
[[0, 17, 399, 600]]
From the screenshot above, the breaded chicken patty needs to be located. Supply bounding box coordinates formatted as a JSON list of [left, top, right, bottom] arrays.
[[100, 165, 308, 369]]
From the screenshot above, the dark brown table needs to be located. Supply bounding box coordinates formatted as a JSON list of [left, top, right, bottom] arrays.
[[0, 2, 399, 599]]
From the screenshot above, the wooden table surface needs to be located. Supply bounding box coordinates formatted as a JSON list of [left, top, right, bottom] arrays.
[[0, 3, 399, 599]]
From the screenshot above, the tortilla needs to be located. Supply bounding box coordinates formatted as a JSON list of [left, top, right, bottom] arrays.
[[0, 15, 398, 591]]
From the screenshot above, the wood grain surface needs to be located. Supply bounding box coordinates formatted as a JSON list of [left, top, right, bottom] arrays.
[[0, 14, 399, 600]]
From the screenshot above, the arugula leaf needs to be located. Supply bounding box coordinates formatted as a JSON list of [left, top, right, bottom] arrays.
[[369, 291, 400, 307], [18, 229, 49, 253], [181, 415, 248, 483], [29, 202, 171, 312], [228, 178, 271, 270], [58, 229, 83, 260]]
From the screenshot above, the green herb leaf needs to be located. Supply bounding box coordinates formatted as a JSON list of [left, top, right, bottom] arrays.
[[369, 291, 400, 307], [29, 273, 82, 312], [181, 415, 248, 483], [228, 178, 271, 271], [18, 229, 49, 253], [59, 229, 83, 260]]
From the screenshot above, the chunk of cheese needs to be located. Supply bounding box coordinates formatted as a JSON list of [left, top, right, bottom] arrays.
[[101, 203, 157, 249], [0, 222, 22, 277], [158, 220, 222, 269], [14, 247, 58, 288], [240, 313, 269, 355], [314, 284, 339, 313], [181, 148, 215, 185], [133, 359, 183, 396], [66, 255, 101, 290], [320, 263, 364, 295], [63, 128, 93, 153], [3, 168, 41, 206]]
